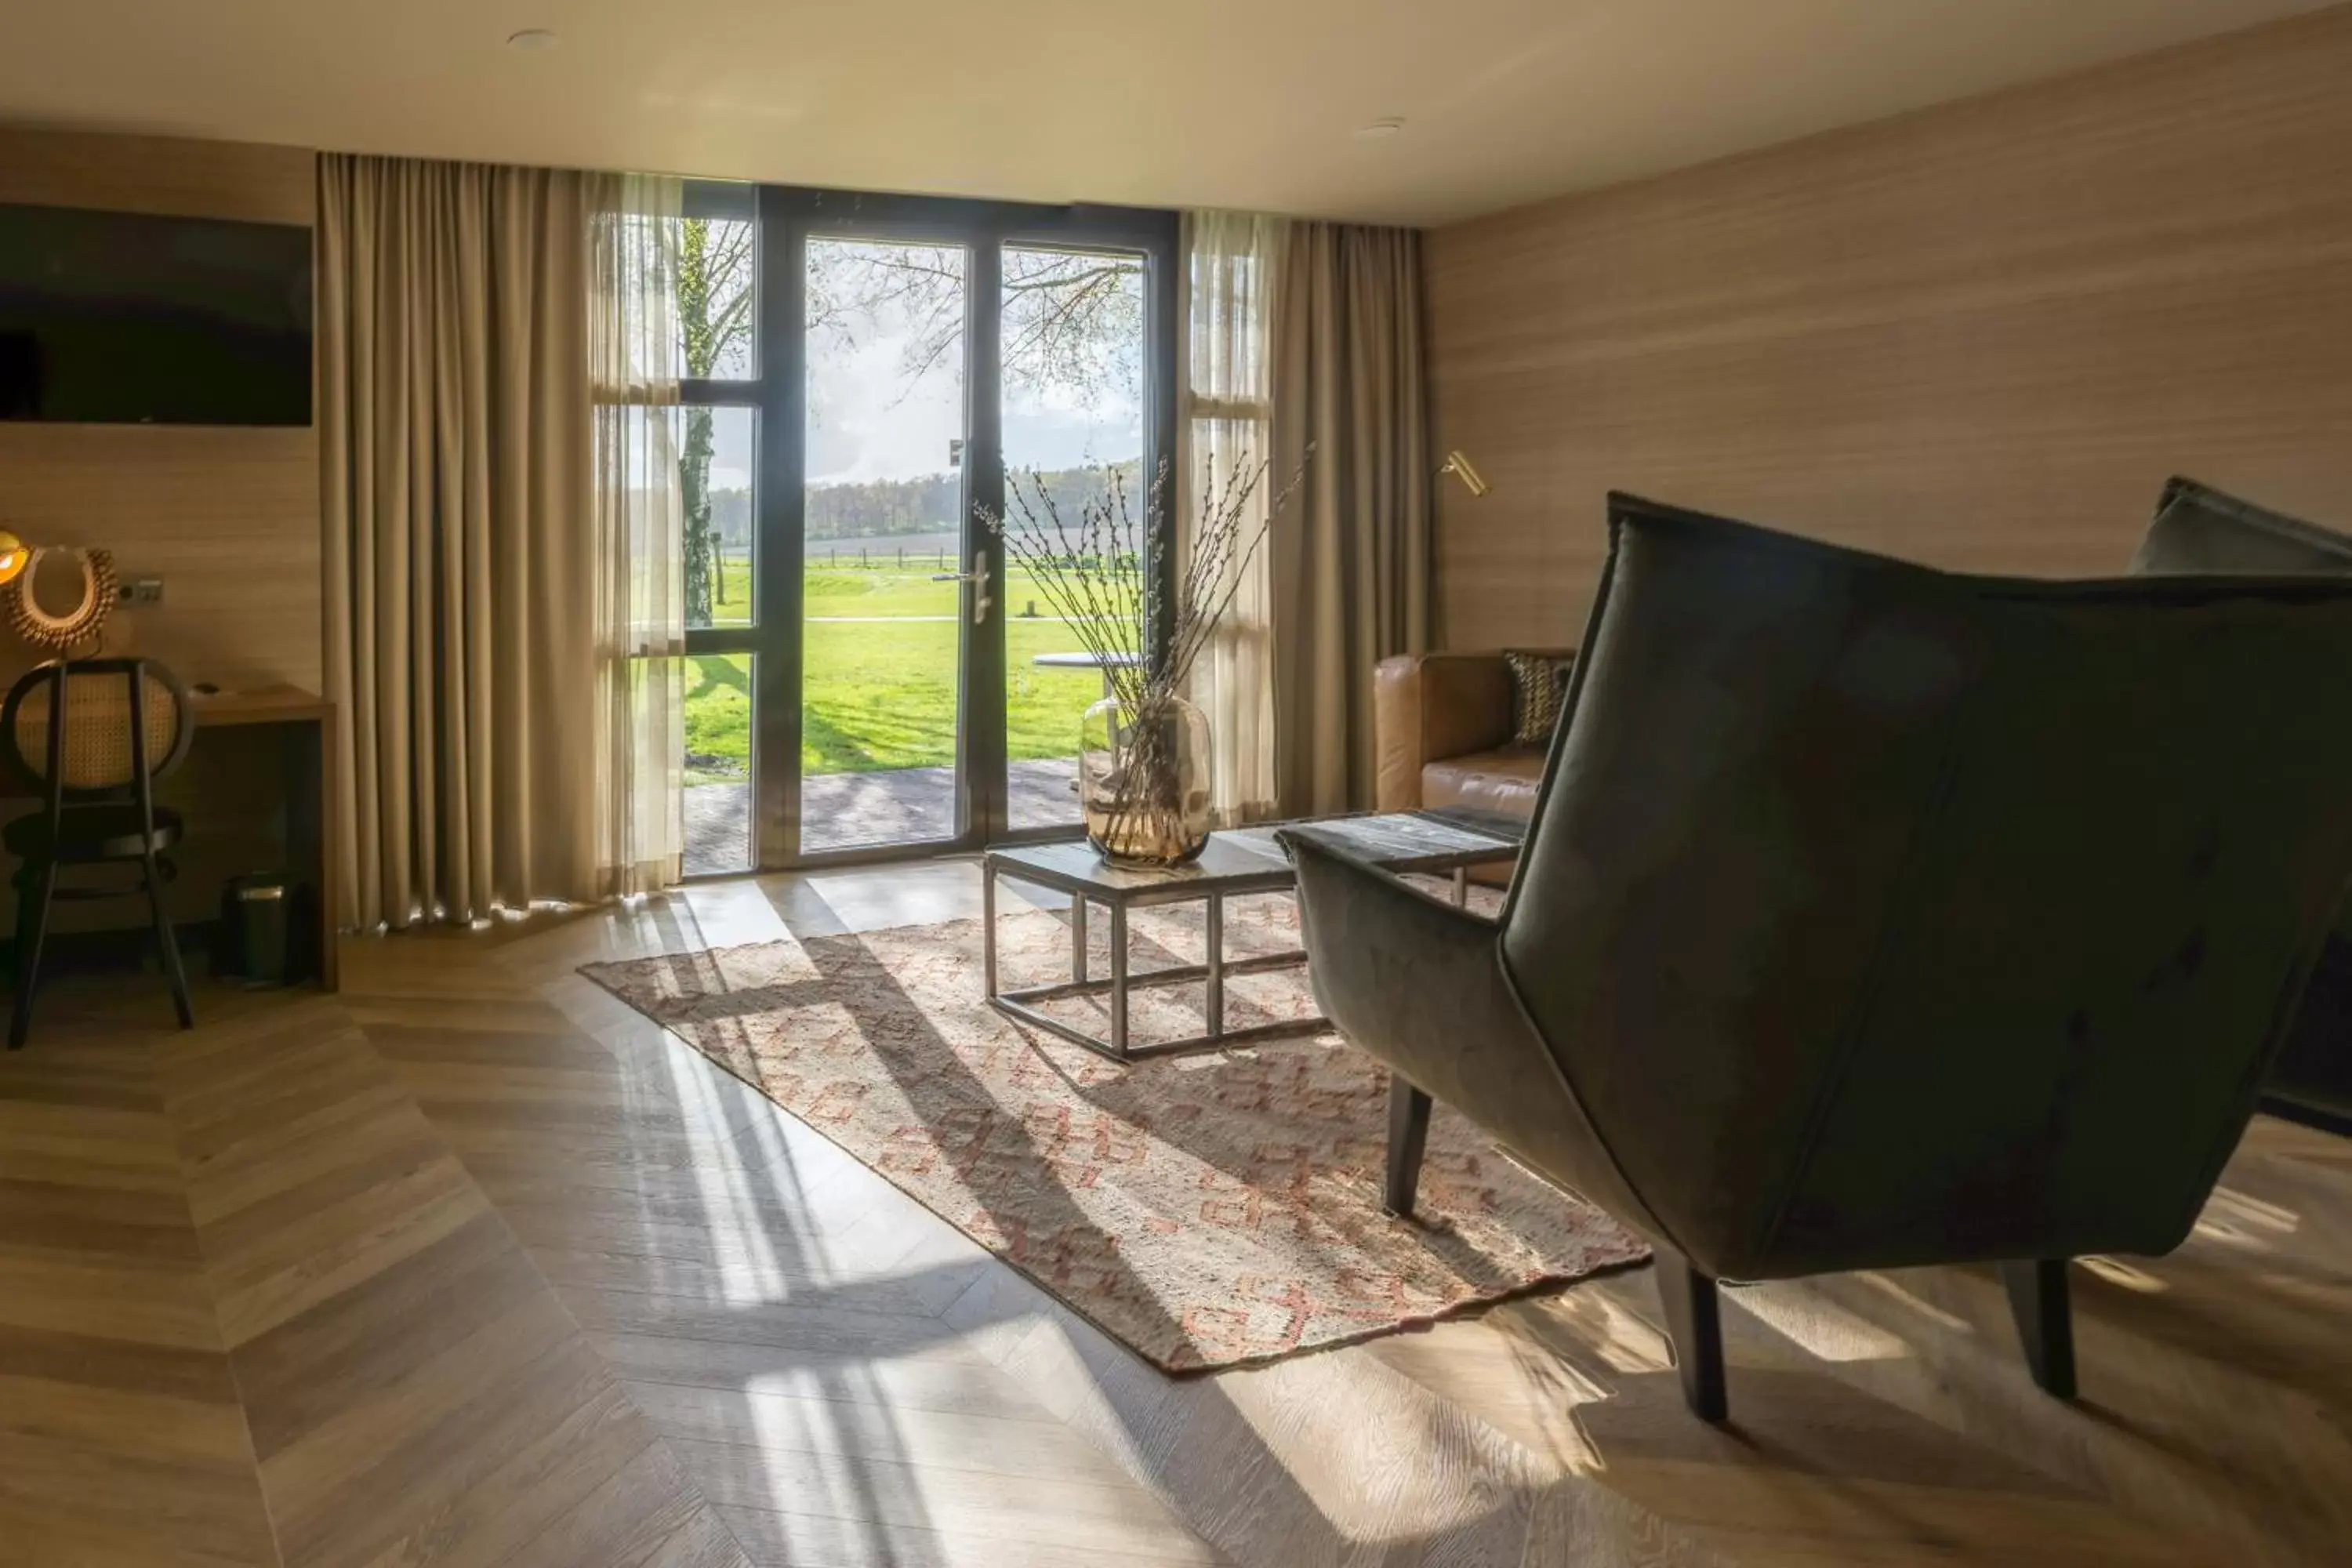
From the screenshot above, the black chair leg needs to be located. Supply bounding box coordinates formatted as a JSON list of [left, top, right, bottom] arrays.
[[1383, 1076, 1432, 1218], [2001, 1258, 2077, 1400], [11, 861, 56, 1051], [142, 850, 194, 1030], [1655, 1247, 1729, 1422]]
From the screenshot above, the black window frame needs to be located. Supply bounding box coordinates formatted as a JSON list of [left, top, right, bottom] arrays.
[[675, 179, 1179, 873]]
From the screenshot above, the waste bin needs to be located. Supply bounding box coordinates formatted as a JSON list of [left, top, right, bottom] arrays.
[[216, 872, 294, 987]]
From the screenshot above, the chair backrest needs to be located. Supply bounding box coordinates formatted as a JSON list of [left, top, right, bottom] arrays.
[[2129, 478, 2352, 1124], [2, 658, 194, 799], [2132, 476, 2352, 575], [1501, 495, 2352, 1279]]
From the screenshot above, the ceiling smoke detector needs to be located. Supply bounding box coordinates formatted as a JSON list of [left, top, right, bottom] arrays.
[[1356, 118, 1406, 140], [506, 29, 560, 53]]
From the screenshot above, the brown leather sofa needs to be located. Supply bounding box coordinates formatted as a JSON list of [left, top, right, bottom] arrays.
[[1374, 648, 1574, 818]]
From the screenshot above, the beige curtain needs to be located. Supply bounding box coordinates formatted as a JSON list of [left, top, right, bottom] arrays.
[[590, 176, 687, 896], [320, 154, 684, 930], [1178, 211, 1287, 826], [1269, 223, 1432, 816]]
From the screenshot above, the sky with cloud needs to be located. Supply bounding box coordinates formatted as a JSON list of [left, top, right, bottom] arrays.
[[703, 244, 1143, 503]]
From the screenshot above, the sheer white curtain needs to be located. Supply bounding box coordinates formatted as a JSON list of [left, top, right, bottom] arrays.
[[1180, 211, 1287, 826], [589, 173, 686, 895]]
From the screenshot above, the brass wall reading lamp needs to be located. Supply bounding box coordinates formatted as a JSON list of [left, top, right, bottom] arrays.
[[1438, 450, 1490, 497]]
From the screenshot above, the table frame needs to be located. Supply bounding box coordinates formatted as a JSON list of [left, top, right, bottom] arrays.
[[982, 817, 1509, 1063]]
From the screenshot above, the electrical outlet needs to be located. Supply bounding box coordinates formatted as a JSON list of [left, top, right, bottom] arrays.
[[118, 578, 165, 605]]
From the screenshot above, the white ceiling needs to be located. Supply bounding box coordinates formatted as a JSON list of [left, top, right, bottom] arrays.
[[0, 0, 2334, 225]]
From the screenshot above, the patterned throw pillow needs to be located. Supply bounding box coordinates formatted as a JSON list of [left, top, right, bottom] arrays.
[[1503, 650, 1577, 747]]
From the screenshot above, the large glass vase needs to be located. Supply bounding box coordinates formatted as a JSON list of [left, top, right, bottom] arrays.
[[1079, 692, 1212, 866]]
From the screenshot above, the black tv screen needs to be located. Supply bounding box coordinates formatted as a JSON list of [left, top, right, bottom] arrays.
[[0, 201, 313, 426]]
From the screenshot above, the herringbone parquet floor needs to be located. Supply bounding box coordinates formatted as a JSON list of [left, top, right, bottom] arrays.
[[2, 860, 2346, 1567]]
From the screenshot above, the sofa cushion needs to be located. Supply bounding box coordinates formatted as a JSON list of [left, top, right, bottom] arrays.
[[1503, 650, 1578, 746], [1423, 746, 1548, 818]]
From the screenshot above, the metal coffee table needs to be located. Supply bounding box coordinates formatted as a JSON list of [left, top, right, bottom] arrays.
[[982, 808, 1525, 1062]]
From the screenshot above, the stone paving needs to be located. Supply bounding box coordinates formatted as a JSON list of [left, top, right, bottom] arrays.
[[683, 757, 1082, 874]]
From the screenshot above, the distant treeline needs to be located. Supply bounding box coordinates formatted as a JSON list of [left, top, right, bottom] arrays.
[[704, 458, 1149, 544]]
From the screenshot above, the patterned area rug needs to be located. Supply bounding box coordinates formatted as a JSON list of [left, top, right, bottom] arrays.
[[579, 895, 1650, 1373]]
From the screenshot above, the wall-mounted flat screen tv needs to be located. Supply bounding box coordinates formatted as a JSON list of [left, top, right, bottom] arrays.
[[0, 201, 313, 426]]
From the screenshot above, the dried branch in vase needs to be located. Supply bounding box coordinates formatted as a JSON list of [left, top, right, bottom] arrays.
[[978, 446, 1312, 863]]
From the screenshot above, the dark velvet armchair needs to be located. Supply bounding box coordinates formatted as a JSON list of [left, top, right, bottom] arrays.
[[2131, 477, 2352, 1131], [1281, 493, 2352, 1422]]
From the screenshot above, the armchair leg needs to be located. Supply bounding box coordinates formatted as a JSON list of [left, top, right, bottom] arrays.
[[1654, 1247, 1728, 1422], [1383, 1076, 1432, 1218], [2001, 1258, 2077, 1400]]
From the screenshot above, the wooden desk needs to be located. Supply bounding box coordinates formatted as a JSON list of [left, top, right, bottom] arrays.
[[0, 681, 338, 993], [191, 684, 334, 729], [188, 685, 337, 990]]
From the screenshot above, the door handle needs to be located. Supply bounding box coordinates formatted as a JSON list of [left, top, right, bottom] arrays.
[[929, 552, 993, 626]]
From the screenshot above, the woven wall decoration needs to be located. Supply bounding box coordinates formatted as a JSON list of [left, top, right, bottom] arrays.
[[5, 547, 117, 654]]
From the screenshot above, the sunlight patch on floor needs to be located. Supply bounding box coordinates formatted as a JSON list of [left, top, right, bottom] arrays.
[[1853, 1269, 1975, 1332], [2078, 1254, 2169, 1293], [1734, 1280, 1915, 1363]]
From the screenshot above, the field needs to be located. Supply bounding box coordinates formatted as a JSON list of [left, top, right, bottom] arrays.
[[684, 559, 1131, 782]]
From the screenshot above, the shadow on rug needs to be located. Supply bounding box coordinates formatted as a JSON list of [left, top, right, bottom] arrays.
[[579, 895, 1650, 1373]]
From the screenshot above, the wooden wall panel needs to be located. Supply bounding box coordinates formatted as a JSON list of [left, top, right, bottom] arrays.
[[1424, 5, 2352, 649], [0, 129, 319, 691]]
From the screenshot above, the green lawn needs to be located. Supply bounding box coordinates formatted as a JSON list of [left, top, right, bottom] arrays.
[[683, 562, 1133, 783], [699, 555, 1112, 625]]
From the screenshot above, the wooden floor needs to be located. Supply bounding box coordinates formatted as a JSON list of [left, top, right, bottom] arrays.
[[2, 860, 2346, 1567]]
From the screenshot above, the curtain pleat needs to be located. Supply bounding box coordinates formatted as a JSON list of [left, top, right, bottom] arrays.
[[1269, 223, 1432, 817], [589, 176, 688, 898], [320, 153, 658, 929], [1178, 211, 1287, 826]]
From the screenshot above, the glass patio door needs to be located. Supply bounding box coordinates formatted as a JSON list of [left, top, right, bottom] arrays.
[[677, 183, 1176, 876], [675, 182, 762, 877], [797, 234, 974, 856], [996, 243, 1153, 835]]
